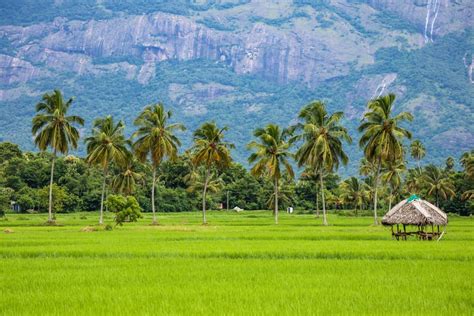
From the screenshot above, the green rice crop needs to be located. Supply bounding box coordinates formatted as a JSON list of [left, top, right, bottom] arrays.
[[1, 211, 473, 315]]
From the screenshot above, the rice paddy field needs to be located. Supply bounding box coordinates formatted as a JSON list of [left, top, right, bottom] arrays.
[[1, 211, 473, 315]]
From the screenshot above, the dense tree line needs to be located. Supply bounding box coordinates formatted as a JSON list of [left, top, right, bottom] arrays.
[[0, 90, 472, 225]]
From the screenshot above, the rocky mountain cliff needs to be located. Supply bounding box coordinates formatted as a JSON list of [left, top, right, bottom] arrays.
[[0, 0, 472, 169]]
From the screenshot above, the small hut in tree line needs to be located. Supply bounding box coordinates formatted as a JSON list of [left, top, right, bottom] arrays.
[[382, 195, 448, 241]]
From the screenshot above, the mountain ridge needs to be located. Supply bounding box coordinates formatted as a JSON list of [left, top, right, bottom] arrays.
[[0, 0, 472, 171]]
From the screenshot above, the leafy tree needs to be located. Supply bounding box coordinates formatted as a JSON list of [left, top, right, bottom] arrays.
[[85, 116, 128, 224], [358, 93, 413, 225], [223, 173, 264, 210], [16, 187, 40, 211], [248, 124, 294, 224], [37, 184, 69, 214], [31, 90, 84, 223], [105, 194, 142, 226], [159, 156, 193, 189], [0, 187, 13, 212], [191, 122, 233, 224], [410, 140, 425, 170], [133, 103, 185, 224], [293, 101, 351, 225], [0, 142, 22, 163]]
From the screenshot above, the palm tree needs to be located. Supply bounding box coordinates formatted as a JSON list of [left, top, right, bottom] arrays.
[[340, 177, 368, 216], [381, 160, 406, 212], [32, 90, 84, 223], [191, 122, 233, 224], [248, 124, 294, 224], [132, 103, 185, 224], [293, 101, 351, 225], [112, 155, 143, 196], [421, 165, 455, 207], [85, 116, 129, 225], [460, 151, 474, 179], [445, 156, 455, 172], [185, 166, 224, 196], [359, 93, 413, 225], [410, 140, 425, 170], [300, 167, 323, 217], [405, 168, 423, 194]]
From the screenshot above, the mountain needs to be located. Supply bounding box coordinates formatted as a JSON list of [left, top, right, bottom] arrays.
[[0, 0, 473, 172]]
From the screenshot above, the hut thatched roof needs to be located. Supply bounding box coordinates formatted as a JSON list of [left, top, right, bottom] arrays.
[[382, 196, 448, 226]]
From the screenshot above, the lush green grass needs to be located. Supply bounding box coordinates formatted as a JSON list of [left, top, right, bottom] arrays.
[[1, 211, 473, 315]]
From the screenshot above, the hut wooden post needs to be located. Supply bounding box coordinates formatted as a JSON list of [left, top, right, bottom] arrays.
[[382, 197, 448, 241]]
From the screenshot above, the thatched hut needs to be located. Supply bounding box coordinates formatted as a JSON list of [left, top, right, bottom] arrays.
[[382, 195, 448, 241]]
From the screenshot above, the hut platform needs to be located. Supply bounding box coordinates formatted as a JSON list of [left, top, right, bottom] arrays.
[[383, 195, 448, 241]]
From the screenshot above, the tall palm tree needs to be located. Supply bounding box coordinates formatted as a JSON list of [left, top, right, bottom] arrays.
[[191, 122, 233, 224], [359, 93, 413, 225], [410, 140, 425, 170], [32, 90, 84, 223], [85, 116, 129, 225], [421, 165, 455, 207], [248, 124, 294, 224], [340, 177, 368, 216], [293, 101, 351, 225], [381, 160, 406, 212], [132, 104, 185, 224], [112, 155, 143, 196]]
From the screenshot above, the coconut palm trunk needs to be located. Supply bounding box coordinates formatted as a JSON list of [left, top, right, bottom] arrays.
[[388, 187, 392, 213], [320, 171, 328, 226], [274, 178, 279, 224], [99, 168, 108, 225], [47, 151, 56, 223], [202, 167, 210, 225], [372, 159, 381, 225], [315, 186, 320, 218], [151, 166, 157, 225]]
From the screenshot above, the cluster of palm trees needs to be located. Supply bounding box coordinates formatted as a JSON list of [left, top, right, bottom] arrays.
[[33, 89, 422, 225], [32, 90, 233, 225], [247, 94, 413, 225]]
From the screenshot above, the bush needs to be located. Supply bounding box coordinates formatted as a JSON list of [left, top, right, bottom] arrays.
[[104, 224, 113, 231], [105, 195, 142, 226]]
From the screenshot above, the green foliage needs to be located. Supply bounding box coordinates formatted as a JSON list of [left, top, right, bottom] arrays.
[[37, 184, 69, 213], [105, 194, 142, 225], [0, 142, 22, 163], [0, 187, 13, 211]]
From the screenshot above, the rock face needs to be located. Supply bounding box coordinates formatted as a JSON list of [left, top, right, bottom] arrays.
[[0, 0, 470, 87], [365, 0, 473, 41], [0, 12, 368, 86]]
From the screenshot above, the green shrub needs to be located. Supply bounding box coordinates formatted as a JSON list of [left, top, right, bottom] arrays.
[[105, 195, 142, 226]]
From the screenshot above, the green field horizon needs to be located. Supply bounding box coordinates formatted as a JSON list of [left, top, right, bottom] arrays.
[[1, 211, 473, 315]]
